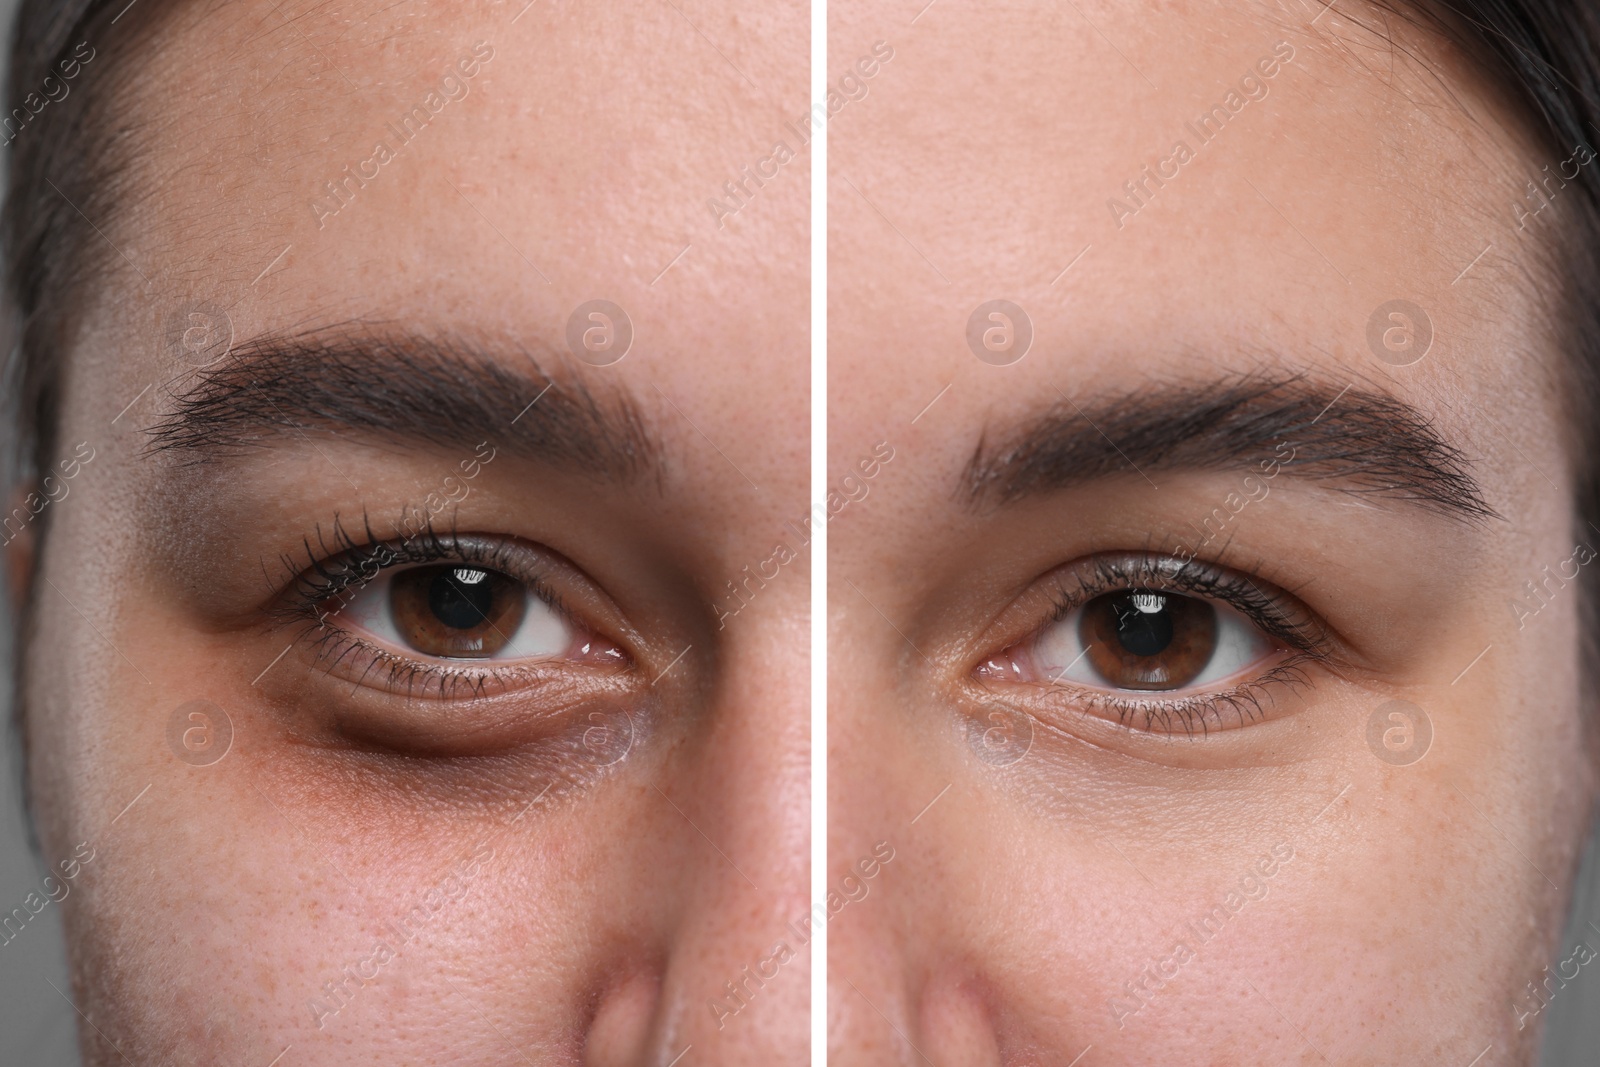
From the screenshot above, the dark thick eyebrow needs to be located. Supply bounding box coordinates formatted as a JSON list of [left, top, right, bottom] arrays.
[[962, 372, 1496, 521], [146, 326, 659, 482]]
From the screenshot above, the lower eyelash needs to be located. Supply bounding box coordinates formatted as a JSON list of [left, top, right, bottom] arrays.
[[1066, 655, 1316, 737], [299, 623, 509, 701]]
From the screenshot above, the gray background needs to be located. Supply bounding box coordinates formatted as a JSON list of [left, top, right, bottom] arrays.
[[0, 0, 1597, 1061], [0, 630, 85, 1066]]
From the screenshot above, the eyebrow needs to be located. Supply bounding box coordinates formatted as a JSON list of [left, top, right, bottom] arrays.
[[146, 326, 660, 482], [962, 372, 1496, 521]]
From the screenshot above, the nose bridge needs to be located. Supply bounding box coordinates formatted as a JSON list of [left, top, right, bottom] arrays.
[[641, 606, 811, 1064]]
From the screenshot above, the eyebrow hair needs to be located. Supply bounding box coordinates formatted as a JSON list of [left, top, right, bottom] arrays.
[[962, 371, 1496, 521], [145, 325, 660, 482]]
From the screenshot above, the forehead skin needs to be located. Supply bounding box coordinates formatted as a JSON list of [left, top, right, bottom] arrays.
[[27, 0, 807, 1064], [830, 1, 1591, 1065]]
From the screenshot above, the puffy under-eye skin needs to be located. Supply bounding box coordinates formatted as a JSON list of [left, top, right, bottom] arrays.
[[971, 551, 1332, 736], [254, 517, 648, 758]]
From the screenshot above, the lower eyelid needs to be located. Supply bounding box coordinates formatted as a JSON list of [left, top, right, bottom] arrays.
[[295, 622, 623, 703], [273, 632, 648, 757], [984, 654, 1316, 737]]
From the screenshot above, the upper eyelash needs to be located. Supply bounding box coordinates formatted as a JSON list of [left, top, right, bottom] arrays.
[[1041, 552, 1331, 657], [269, 508, 569, 628]]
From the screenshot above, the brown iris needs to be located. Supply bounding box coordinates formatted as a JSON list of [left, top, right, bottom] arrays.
[[389, 564, 527, 658], [1079, 590, 1216, 690]]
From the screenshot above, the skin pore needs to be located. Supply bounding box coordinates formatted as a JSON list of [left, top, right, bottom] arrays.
[[14, 0, 807, 1064], [829, 1, 1597, 1064]]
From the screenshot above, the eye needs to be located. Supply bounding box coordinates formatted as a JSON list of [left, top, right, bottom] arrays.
[[1032, 588, 1277, 692], [973, 554, 1333, 736], [339, 562, 575, 661]]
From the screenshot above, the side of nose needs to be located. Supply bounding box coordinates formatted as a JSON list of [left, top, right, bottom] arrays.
[[589, 609, 810, 1066]]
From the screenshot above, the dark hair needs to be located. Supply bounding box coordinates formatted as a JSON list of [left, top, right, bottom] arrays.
[[6, 0, 133, 487]]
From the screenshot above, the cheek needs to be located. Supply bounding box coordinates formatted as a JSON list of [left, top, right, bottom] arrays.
[[57, 747, 650, 1062]]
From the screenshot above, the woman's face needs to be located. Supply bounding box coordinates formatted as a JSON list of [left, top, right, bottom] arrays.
[[21, 1, 808, 1064], [829, 1, 1595, 1063]]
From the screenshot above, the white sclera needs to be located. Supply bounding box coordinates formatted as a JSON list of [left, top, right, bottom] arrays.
[[1034, 594, 1273, 692], [341, 564, 573, 660]]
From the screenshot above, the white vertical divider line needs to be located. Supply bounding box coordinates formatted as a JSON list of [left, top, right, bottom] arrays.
[[809, 0, 828, 1059]]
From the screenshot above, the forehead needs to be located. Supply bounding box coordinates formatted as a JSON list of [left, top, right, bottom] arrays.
[[828, 0, 1558, 457], [79, 0, 805, 442]]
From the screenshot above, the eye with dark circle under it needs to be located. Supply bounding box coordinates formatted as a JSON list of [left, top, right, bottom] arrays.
[[1030, 588, 1276, 693], [336, 562, 575, 661]]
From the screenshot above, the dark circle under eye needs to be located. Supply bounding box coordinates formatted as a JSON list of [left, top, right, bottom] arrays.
[[391, 564, 528, 658], [1080, 590, 1217, 690]]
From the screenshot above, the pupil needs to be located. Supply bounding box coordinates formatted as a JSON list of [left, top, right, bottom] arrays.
[[429, 567, 495, 629], [1112, 592, 1173, 656]]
